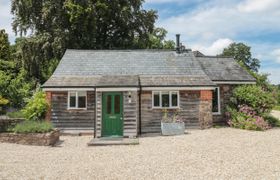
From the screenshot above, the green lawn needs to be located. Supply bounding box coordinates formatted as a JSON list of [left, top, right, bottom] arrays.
[[274, 106, 280, 111]]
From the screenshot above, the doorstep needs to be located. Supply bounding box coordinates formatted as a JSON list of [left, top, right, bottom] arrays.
[[87, 137, 139, 146]]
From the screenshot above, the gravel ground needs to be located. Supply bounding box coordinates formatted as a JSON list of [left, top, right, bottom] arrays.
[[1, 128, 280, 180], [271, 110, 280, 119]]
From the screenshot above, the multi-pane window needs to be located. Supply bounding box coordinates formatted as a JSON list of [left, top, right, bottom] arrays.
[[68, 91, 87, 109], [212, 87, 220, 114], [152, 91, 179, 108]]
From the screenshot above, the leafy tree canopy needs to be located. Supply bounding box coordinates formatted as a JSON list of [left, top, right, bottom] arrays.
[[0, 29, 11, 60], [220, 42, 260, 72]]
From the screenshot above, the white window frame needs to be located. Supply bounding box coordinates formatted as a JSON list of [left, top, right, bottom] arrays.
[[212, 87, 221, 115], [152, 91, 180, 109], [67, 91, 87, 110]]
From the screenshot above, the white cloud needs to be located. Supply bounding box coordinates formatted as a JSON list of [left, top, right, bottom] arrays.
[[237, 0, 280, 13], [271, 49, 280, 63], [192, 38, 233, 55], [260, 66, 280, 85], [145, 0, 191, 4]]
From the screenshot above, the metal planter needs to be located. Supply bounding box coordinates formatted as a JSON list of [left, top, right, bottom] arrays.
[[161, 122, 185, 136]]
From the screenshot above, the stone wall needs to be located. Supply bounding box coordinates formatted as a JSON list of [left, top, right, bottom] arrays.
[[213, 85, 236, 125], [0, 129, 60, 146], [0, 118, 25, 132]]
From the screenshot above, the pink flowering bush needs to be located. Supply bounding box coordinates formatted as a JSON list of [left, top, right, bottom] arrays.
[[227, 105, 270, 131]]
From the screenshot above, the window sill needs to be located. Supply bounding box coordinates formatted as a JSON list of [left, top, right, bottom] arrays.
[[67, 108, 87, 111], [152, 107, 180, 110], [212, 112, 221, 115]]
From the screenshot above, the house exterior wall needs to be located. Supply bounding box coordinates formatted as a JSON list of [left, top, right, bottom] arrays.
[[50, 91, 95, 130], [140, 90, 212, 134], [95, 91, 138, 138], [213, 84, 237, 125]]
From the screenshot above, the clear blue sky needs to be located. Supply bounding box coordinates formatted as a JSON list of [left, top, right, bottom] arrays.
[[1, 0, 279, 84]]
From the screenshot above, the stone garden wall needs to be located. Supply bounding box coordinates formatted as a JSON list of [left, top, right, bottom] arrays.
[[0, 129, 60, 146]]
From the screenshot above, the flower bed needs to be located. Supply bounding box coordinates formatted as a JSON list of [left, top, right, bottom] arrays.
[[0, 129, 59, 146]]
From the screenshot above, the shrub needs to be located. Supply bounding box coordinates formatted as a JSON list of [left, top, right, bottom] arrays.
[[230, 85, 276, 115], [6, 111, 24, 118], [263, 114, 280, 127], [0, 96, 9, 114], [22, 90, 49, 121], [227, 105, 270, 131], [12, 121, 53, 133]]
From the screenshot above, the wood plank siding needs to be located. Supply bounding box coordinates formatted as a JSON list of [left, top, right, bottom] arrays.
[[95, 91, 138, 138], [50, 91, 95, 130], [140, 91, 201, 134]]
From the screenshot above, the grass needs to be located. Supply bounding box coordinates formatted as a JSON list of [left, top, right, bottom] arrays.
[[273, 106, 280, 111], [6, 111, 24, 118], [12, 121, 54, 133]]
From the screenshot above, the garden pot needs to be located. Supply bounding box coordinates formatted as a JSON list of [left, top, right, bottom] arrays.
[[161, 122, 185, 136]]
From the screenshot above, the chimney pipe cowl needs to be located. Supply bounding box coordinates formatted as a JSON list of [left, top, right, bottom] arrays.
[[176, 34, 180, 53]]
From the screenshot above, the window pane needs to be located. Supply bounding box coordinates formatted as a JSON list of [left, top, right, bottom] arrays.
[[107, 95, 112, 114], [153, 92, 160, 107], [70, 95, 76, 108], [171, 92, 178, 107], [212, 88, 219, 112], [78, 96, 86, 108], [162, 92, 169, 107], [114, 95, 120, 114], [78, 91, 86, 97]]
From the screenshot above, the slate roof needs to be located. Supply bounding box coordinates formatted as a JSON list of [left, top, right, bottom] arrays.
[[196, 56, 256, 82], [43, 49, 255, 88]]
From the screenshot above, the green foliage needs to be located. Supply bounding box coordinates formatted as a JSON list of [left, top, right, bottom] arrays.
[[12, 121, 53, 133], [22, 91, 49, 121], [263, 114, 280, 127], [6, 111, 24, 118], [274, 106, 280, 111], [227, 106, 270, 131], [230, 85, 276, 114], [220, 42, 260, 72], [0, 96, 9, 114], [148, 27, 175, 49], [0, 69, 34, 108], [0, 29, 11, 60], [11, 0, 160, 82]]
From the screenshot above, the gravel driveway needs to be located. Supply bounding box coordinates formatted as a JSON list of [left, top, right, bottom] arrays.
[[1, 128, 280, 179]]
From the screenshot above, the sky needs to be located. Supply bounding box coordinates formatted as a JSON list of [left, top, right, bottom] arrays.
[[0, 0, 280, 84]]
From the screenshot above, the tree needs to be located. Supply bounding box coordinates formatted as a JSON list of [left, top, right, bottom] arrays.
[[11, 0, 158, 82], [220, 43, 260, 72], [11, 0, 157, 49], [148, 27, 175, 49], [0, 29, 11, 60]]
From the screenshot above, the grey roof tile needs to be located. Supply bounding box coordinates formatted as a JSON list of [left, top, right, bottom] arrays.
[[196, 57, 256, 82]]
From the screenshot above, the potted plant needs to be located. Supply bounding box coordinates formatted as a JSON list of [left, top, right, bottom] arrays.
[[161, 109, 185, 135]]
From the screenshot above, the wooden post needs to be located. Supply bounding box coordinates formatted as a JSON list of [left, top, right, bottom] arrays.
[[45, 91, 52, 122]]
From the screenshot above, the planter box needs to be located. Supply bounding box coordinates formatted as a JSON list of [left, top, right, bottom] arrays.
[[0, 129, 60, 146], [161, 122, 185, 136]]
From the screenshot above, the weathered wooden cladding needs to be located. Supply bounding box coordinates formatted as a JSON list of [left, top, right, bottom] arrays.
[[140, 91, 201, 134], [95, 91, 138, 138], [51, 91, 95, 129]]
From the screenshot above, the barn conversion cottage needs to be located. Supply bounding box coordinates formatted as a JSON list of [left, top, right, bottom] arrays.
[[43, 43, 255, 138]]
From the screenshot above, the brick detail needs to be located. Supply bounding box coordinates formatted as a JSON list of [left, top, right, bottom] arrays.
[[200, 90, 212, 100], [45, 91, 52, 122]]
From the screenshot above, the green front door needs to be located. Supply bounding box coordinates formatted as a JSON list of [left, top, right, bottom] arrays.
[[102, 92, 123, 137]]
